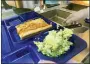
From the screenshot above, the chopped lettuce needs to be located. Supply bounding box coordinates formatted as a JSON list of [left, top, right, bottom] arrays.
[[34, 28, 73, 57]]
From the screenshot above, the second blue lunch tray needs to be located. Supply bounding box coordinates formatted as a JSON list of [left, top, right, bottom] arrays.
[[2, 11, 87, 63]]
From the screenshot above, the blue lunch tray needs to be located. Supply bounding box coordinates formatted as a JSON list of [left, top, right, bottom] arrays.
[[1, 11, 87, 63]]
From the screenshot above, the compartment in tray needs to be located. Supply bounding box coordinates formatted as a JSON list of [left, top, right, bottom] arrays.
[[8, 16, 59, 43], [32, 33, 87, 63], [19, 11, 41, 22], [4, 16, 23, 26], [1, 21, 12, 55], [7, 11, 60, 43], [9, 26, 20, 42], [2, 46, 39, 63]]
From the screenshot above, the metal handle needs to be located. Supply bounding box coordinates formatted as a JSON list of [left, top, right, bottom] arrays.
[[85, 19, 90, 23], [64, 22, 82, 28]]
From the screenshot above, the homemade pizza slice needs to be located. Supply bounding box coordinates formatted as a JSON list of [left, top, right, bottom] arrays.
[[16, 18, 52, 40]]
